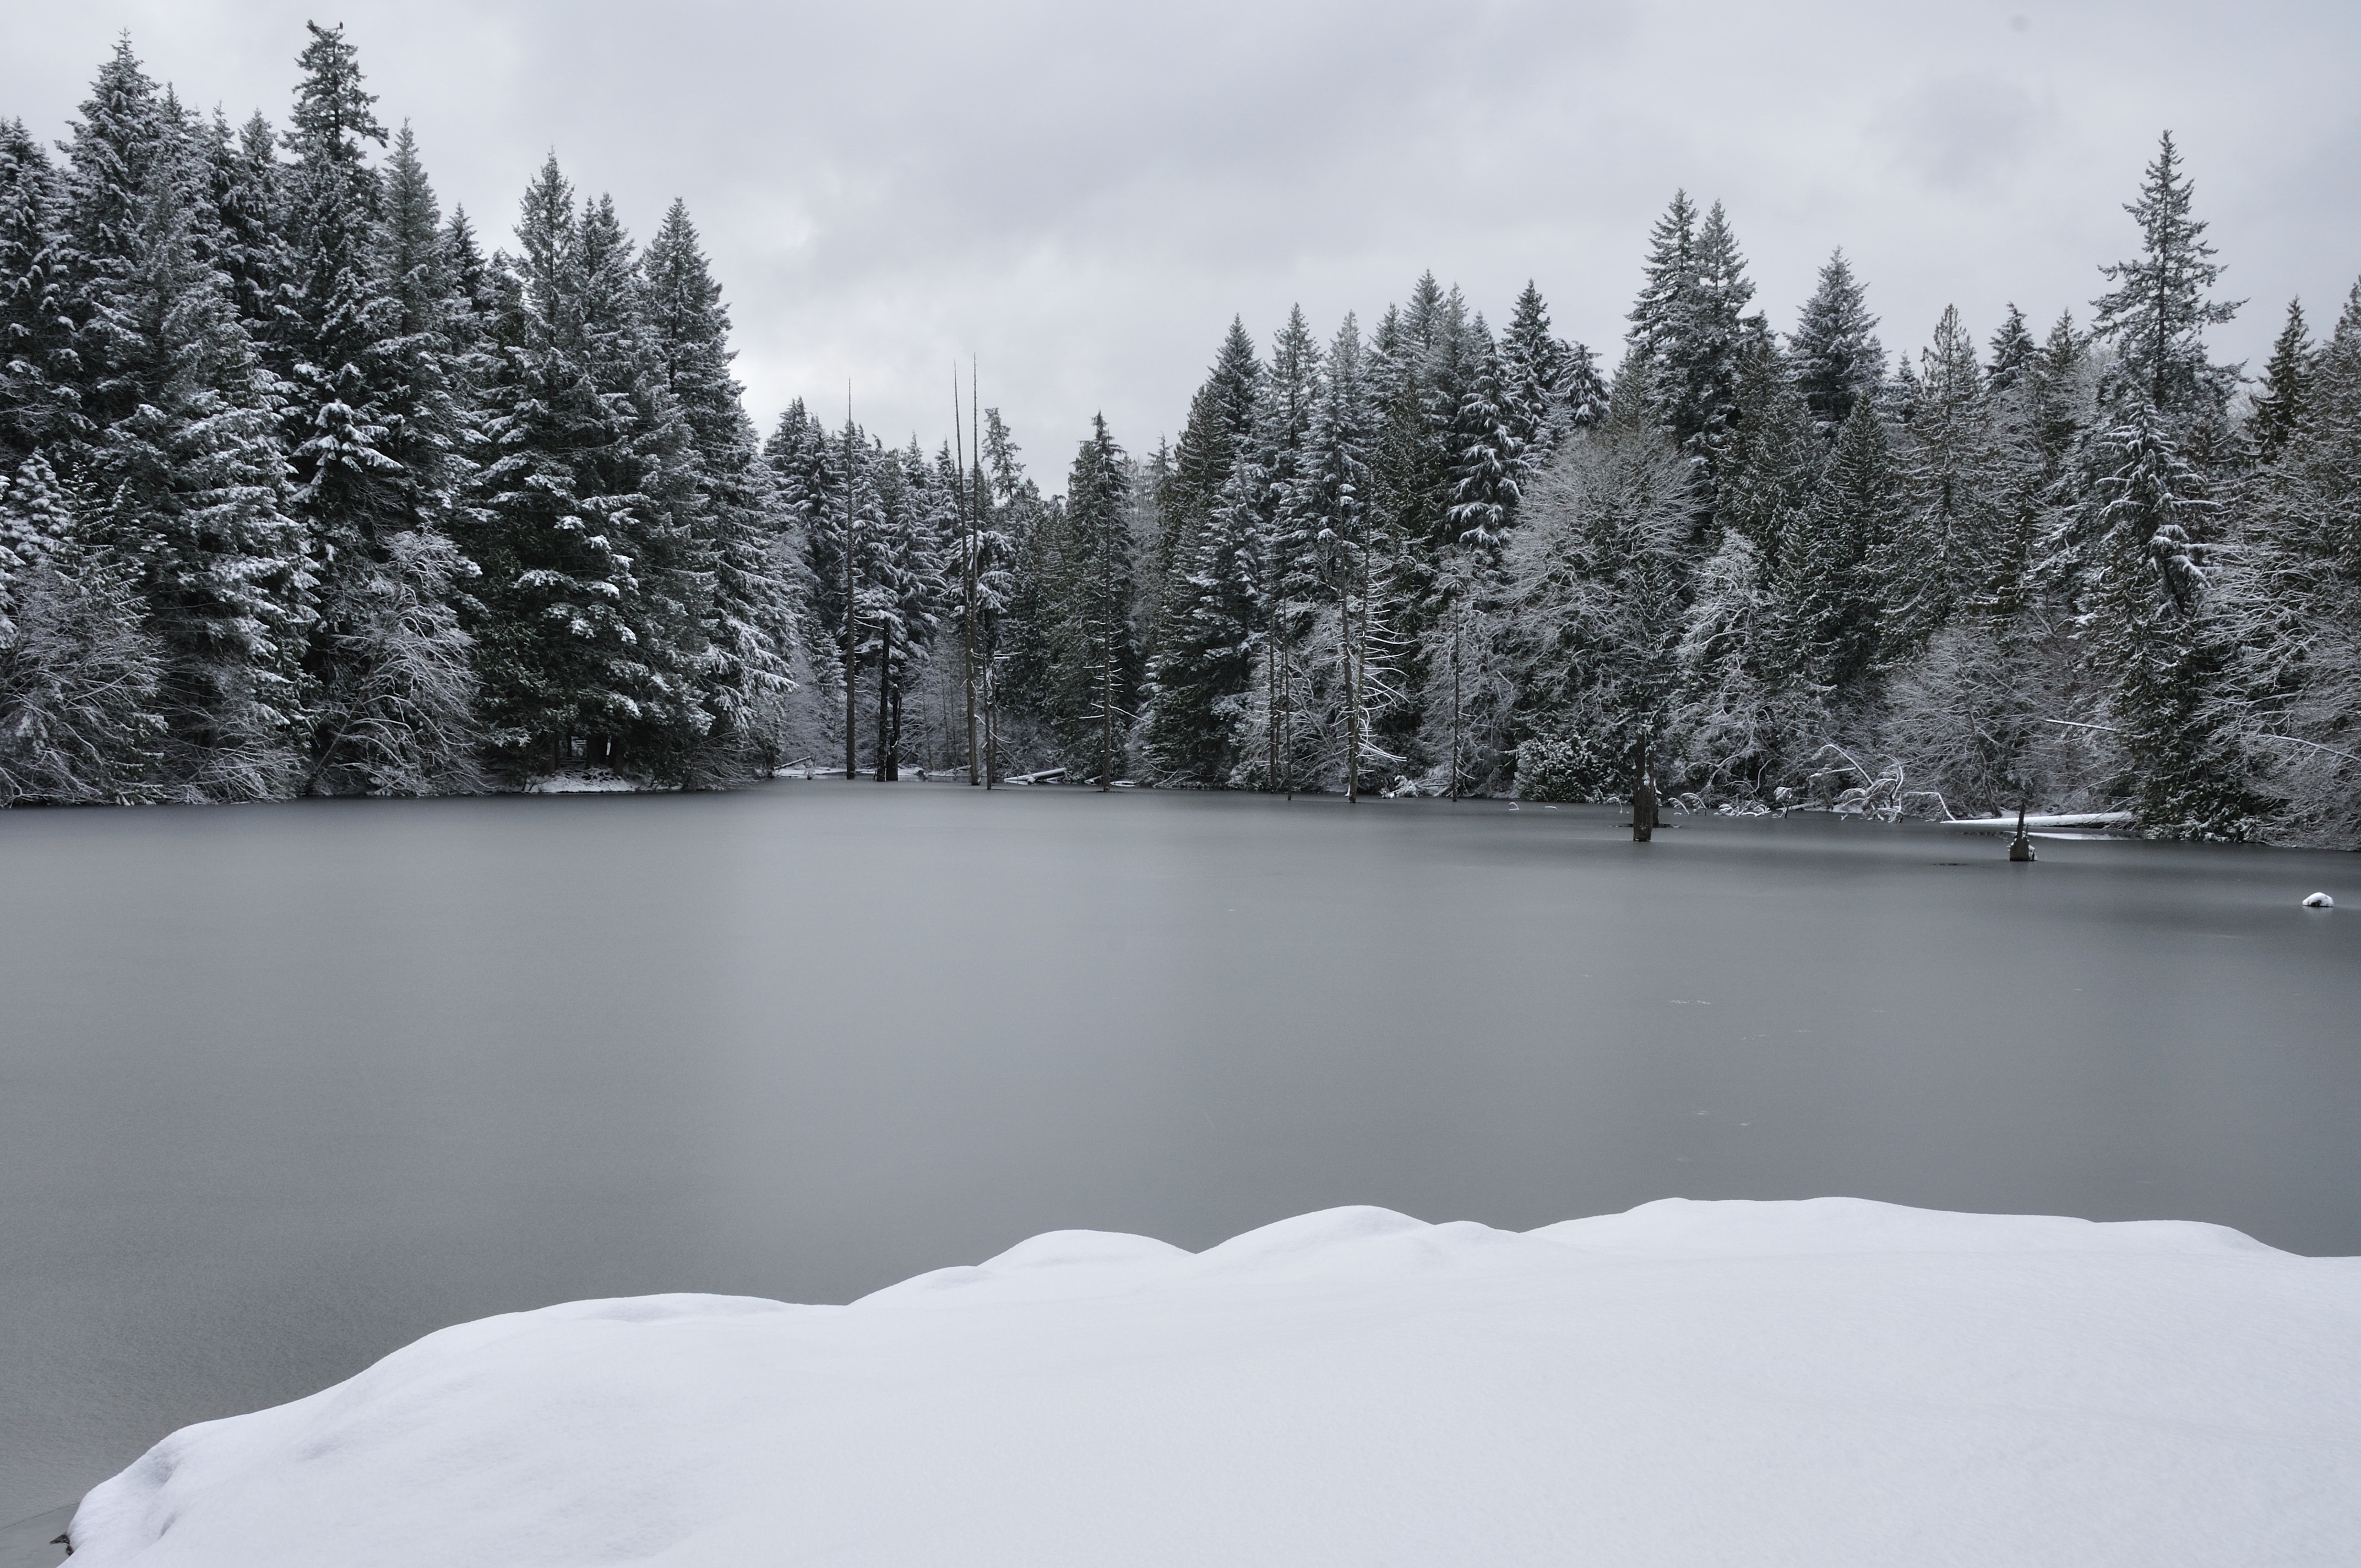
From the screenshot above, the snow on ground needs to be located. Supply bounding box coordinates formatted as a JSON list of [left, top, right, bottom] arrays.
[[523, 769, 642, 794], [64, 1199, 2361, 1567]]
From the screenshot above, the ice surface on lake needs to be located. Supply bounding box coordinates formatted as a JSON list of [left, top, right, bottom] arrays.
[[63, 1198, 2361, 1567]]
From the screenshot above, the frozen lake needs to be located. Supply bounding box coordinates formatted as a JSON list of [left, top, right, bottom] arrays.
[[2, 785, 2356, 1534]]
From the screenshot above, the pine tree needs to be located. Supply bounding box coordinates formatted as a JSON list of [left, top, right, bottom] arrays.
[[1499, 280, 1569, 475], [1445, 318, 1521, 547], [1293, 314, 1386, 797], [0, 121, 81, 465], [0, 451, 165, 802], [1627, 192, 1698, 382], [1788, 249, 1882, 440], [1504, 365, 1694, 790], [466, 158, 697, 776], [1139, 460, 1259, 784], [1712, 332, 1814, 562], [2249, 298, 2313, 465], [2211, 280, 2361, 844], [1775, 398, 1898, 689], [1055, 414, 1134, 783], [199, 111, 289, 347], [301, 120, 482, 795], [1985, 304, 2037, 396], [639, 198, 793, 778], [1157, 317, 1259, 590], [93, 129, 313, 797], [1871, 306, 2005, 660], [58, 38, 168, 440], [2081, 400, 2247, 835], [2092, 132, 2240, 429]]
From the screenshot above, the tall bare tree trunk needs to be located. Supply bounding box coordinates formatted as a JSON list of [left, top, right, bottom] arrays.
[[1100, 509, 1115, 792], [955, 365, 977, 786], [842, 390, 858, 782], [1350, 569, 1369, 803], [1450, 618, 1462, 802], [877, 618, 894, 781]]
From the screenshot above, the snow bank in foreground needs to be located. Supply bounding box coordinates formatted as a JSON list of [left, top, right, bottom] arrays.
[[66, 1200, 2361, 1567]]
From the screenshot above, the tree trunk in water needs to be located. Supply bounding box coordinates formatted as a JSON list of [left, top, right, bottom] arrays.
[[842, 407, 858, 782], [1350, 576, 1369, 803], [1632, 732, 1657, 842], [876, 620, 895, 782], [1450, 620, 1461, 802]]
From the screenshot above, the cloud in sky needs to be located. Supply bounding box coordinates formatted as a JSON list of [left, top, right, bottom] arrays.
[[4, 0, 2356, 482]]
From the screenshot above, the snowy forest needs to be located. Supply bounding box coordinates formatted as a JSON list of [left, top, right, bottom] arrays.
[[3, 30, 2358, 846]]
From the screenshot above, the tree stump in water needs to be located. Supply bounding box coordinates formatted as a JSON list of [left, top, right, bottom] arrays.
[[1632, 736, 1657, 843], [2008, 798, 2036, 862]]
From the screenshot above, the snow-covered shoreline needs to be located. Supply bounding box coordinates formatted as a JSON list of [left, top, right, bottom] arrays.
[[61, 1198, 2361, 1566]]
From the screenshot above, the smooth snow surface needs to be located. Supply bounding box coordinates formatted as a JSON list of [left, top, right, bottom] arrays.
[[67, 1199, 2361, 1567]]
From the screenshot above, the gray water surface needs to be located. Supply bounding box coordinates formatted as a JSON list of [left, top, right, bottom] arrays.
[[3, 785, 2357, 1528]]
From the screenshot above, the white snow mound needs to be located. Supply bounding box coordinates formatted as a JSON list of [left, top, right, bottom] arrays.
[[65, 1199, 2361, 1567]]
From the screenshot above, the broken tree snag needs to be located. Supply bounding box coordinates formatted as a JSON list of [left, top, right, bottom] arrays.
[[1632, 732, 1657, 843]]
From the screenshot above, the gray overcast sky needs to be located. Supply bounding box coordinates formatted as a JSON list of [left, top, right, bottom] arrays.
[[4, 1, 2357, 481]]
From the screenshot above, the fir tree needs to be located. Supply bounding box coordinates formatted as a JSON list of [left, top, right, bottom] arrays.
[[1788, 249, 1883, 441], [1499, 280, 1569, 474], [2080, 400, 2246, 835], [1985, 304, 2037, 396], [2091, 132, 2240, 428], [1053, 415, 1134, 783], [58, 37, 168, 439], [466, 158, 698, 776], [1445, 319, 1521, 548], [93, 130, 313, 797], [1294, 314, 1387, 796], [0, 451, 165, 802], [0, 121, 81, 464], [639, 198, 793, 777], [1776, 398, 1898, 689], [2211, 281, 2361, 845], [2249, 298, 2313, 465], [1712, 332, 1814, 563], [1505, 364, 1694, 789], [302, 120, 482, 795], [1871, 306, 2005, 659]]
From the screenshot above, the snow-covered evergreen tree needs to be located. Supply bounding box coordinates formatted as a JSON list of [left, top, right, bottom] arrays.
[[89, 122, 313, 798], [1774, 398, 1897, 690], [1052, 414, 1135, 782], [466, 158, 702, 777], [1499, 280, 1570, 475], [2207, 281, 2361, 845], [1870, 306, 2005, 660], [2248, 298, 2313, 466], [1788, 249, 1883, 442], [0, 451, 165, 802], [0, 121, 81, 465], [1712, 333, 1815, 563], [639, 198, 793, 781], [1444, 318, 1522, 548], [1501, 365, 1695, 794], [2092, 132, 2240, 432]]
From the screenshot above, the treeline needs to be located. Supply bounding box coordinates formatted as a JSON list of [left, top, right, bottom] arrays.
[[1, 28, 795, 802], [966, 143, 2360, 846], [5, 30, 2357, 846]]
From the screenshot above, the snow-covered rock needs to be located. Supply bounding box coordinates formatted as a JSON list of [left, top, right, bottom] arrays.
[[64, 1199, 2361, 1567], [2304, 890, 2335, 908]]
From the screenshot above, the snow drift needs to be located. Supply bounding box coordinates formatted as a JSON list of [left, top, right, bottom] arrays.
[[65, 1199, 2361, 1566]]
